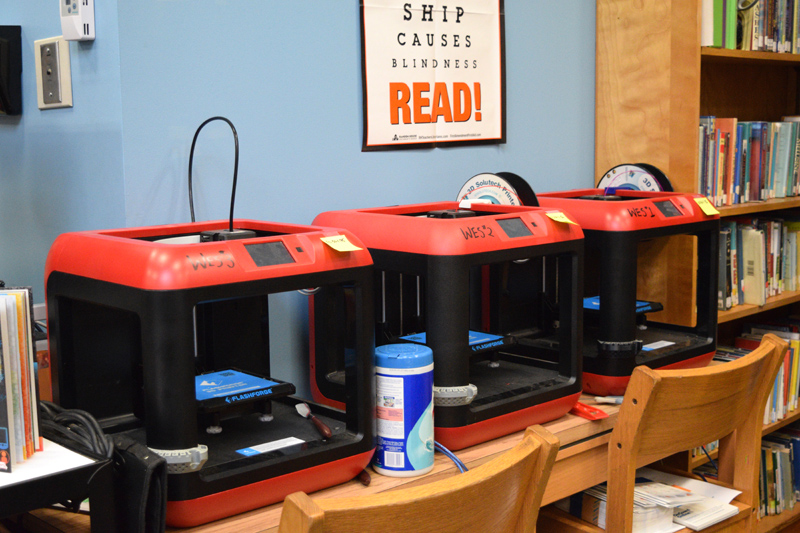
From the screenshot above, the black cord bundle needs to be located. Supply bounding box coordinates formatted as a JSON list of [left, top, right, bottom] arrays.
[[38, 400, 114, 459], [187, 116, 240, 231]]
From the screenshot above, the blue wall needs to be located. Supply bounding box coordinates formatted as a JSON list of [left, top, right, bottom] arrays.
[[0, 1, 125, 302], [1, 1, 595, 301]]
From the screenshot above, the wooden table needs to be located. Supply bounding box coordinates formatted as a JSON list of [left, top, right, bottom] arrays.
[[16, 397, 623, 532]]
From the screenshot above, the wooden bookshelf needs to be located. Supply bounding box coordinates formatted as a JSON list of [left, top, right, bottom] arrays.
[[758, 506, 800, 533], [764, 408, 800, 436], [702, 47, 800, 64], [687, 446, 718, 471], [665, 409, 800, 472], [597, 1, 800, 530], [718, 198, 800, 217], [718, 290, 800, 323], [596, 3, 800, 191]]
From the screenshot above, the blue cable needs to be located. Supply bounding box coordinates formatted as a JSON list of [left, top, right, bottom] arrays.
[[435, 441, 468, 473], [701, 444, 718, 473]]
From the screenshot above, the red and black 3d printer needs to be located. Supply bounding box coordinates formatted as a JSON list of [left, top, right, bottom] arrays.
[[538, 189, 720, 395], [314, 202, 584, 450], [44, 219, 375, 527]]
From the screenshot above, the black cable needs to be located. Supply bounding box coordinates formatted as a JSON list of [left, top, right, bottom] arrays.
[[38, 400, 114, 459], [187, 116, 240, 232]]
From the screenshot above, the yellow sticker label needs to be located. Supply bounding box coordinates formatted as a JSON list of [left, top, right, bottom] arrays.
[[693, 196, 719, 215], [546, 211, 577, 225], [321, 235, 363, 252]]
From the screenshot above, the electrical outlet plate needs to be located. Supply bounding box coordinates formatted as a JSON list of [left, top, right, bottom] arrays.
[[61, 0, 95, 41], [34, 36, 72, 110]]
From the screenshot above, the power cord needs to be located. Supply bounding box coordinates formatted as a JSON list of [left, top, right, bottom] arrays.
[[700, 444, 718, 473], [187, 116, 240, 233], [435, 440, 468, 473], [38, 400, 114, 459]]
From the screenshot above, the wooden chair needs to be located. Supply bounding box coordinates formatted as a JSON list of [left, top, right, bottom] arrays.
[[540, 333, 788, 533], [277, 424, 559, 533]]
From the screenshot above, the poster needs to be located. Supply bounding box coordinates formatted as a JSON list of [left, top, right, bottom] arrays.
[[360, 1, 505, 150]]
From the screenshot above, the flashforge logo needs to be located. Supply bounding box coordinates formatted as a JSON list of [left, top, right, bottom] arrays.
[[225, 388, 273, 404]]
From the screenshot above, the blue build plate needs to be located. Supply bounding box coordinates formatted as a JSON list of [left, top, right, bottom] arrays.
[[583, 296, 661, 314], [399, 330, 510, 353], [195, 369, 294, 410], [400, 330, 504, 346]]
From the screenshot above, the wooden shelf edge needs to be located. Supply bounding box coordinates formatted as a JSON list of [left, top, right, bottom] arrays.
[[718, 198, 800, 217], [688, 448, 718, 470], [683, 408, 800, 470], [718, 290, 800, 323], [757, 500, 800, 533], [763, 408, 800, 436], [702, 46, 800, 64]]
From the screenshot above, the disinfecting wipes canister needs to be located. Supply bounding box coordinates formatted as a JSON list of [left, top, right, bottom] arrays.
[[372, 343, 434, 477]]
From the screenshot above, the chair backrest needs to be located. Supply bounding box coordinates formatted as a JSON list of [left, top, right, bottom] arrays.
[[277, 425, 559, 533], [605, 333, 788, 532]]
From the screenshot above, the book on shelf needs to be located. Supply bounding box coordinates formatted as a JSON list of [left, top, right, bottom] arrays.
[[752, 419, 800, 517], [0, 296, 23, 468], [698, 118, 800, 206], [701, 0, 715, 47], [772, 424, 800, 499], [721, 219, 741, 305], [0, 287, 40, 472], [749, 122, 765, 203], [699, 116, 716, 202], [740, 0, 758, 50], [718, 319, 800, 426], [763, 433, 796, 513], [717, 217, 800, 310], [719, 227, 732, 310], [739, 224, 766, 306], [770, 123, 794, 199], [718, 118, 737, 205], [786, 116, 800, 197], [0, 310, 12, 473], [702, 0, 737, 49], [732, 0, 800, 52]]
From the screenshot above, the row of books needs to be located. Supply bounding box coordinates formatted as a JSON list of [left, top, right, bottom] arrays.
[[702, 0, 800, 53], [712, 328, 800, 518], [0, 287, 41, 473], [692, 422, 800, 520], [714, 320, 800, 424], [717, 217, 800, 310], [699, 117, 800, 208], [761, 427, 799, 517], [692, 439, 719, 460]]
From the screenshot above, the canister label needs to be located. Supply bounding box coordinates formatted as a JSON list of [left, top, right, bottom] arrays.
[[373, 364, 434, 474]]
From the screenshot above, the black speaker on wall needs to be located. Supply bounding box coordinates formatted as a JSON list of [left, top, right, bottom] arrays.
[[0, 26, 22, 116]]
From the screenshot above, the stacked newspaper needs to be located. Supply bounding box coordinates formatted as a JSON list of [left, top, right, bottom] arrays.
[[572, 481, 681, 533], [557, 468, 742, 532], [639, 467, 741, 531]]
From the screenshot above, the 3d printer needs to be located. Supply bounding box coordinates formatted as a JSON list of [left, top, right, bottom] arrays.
[[537, 189, 720, 395], [44, 219, 375, 527], [313, 202, 584, 450]]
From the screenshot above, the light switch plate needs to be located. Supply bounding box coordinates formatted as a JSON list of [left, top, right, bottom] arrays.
[[34, 36, 72, 110]]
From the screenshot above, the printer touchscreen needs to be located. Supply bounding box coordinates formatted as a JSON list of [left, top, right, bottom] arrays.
[[245, 241, 295, 267]]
